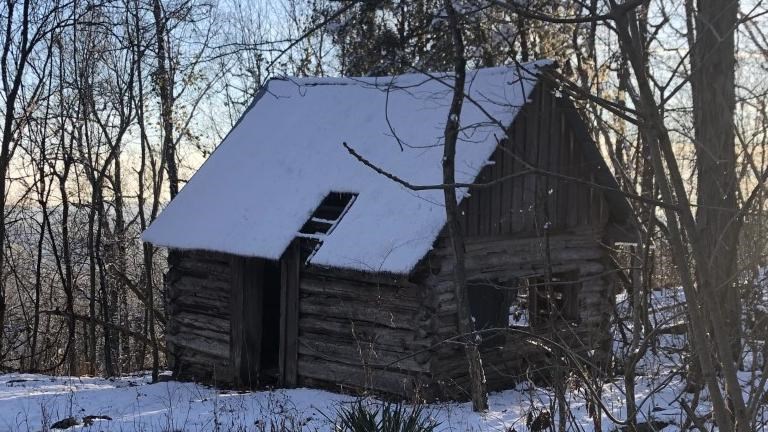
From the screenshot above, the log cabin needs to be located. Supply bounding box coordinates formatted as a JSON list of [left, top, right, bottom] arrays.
[[142, 61, 637, 401]]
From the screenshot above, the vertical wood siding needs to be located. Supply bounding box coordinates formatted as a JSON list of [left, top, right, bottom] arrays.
[[457, 83, 611, 238]]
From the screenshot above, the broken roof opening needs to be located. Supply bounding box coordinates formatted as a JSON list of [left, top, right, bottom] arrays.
[[297, 192, 357, 264], [141, 61, 552, 273]]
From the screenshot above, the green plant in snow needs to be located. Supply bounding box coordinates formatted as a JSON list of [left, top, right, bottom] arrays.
[[332, 399, 439, 432]]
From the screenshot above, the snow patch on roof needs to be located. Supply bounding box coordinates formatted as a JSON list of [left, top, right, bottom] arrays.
[[142, 61, 550, 274]]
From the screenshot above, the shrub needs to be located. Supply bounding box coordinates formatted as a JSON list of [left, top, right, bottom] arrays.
[[332, 400, 439, 432]]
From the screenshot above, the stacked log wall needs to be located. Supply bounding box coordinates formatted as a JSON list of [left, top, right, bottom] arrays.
[[295, 268, 439, 399], [421, 228, 615, 398], [166, 251, 234, 384]]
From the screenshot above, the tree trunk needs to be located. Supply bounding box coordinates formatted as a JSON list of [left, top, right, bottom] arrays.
[[87, 199, 98, 375], [613, 8, 740, 431], [0, 0, 33, 366], [442, 0, 487, 412], [690, 0, 742, 360], [152, 0, 178, 200], [133, 4, 161, 379]]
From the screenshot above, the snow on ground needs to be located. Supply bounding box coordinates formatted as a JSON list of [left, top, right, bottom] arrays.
[[0, 287, 763, 431], [0, 371, 685, 432]]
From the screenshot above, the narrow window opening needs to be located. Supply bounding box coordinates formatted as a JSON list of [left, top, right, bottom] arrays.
[[297, 192, 357, 264]]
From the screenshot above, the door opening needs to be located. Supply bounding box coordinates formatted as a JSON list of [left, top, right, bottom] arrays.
[[259, 261, 281, 384], [235, 258, 282, 388], [233, 253, 298, 389]]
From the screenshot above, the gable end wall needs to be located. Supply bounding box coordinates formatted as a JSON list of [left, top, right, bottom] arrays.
[[419, 82, 620, 398]]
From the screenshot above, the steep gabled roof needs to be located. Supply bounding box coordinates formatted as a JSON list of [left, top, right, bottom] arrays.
[[142, 61, 550, 274]]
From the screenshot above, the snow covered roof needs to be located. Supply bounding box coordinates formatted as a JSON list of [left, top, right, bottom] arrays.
[[142, 61, 550, 274]]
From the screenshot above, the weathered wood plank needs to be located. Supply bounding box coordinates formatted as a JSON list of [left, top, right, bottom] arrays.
[[556, 104, 568, 228], [566, 129, 580, 228], [170, 312, 229, 333], [436, 247, 606, 272], [298, 337, 430, 373], [468, 168, 480, 237], [511, 116, 526, 231], [167, 333, 229, 360], [579, 150, 591, 226], [300, 276, 423, 302], [229, 257, 244, 384], [299, 297, 420, 329], [481, 157, 493, 235], [241, 258, 265, 386], [547, 93, 560, 228], [461, 230, 603, 252], [523, 93, 539, 230], [297, 357, 426, 397], [168, 322, 229, 344], [280, 241, 300, 387], [302, 266, 417, 288], [168, 295, 230, 317], [298, 316, 430, 350], [499, 140, 513, 234], [536, 84, 552, 228], [174, 257, 231, 281], [489, 152, 501, 235], [170, 275, 231, 295]]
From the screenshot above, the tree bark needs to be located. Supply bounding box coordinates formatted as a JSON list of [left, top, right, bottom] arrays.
[[442, 0, 488, 412], [0, 0, 33, 364], [152, 0, 178, 200], [133, 0, 161, 379], [612, 7, 741, 431], [690, 0, 742, 360]]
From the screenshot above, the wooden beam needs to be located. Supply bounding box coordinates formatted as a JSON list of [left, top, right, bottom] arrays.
[[279, 241, 300, 387], [241, 258, 264, 386], [229, 256, 244, 386]]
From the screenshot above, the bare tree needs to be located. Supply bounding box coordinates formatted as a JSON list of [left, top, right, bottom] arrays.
[[440, 0, 489, 413], [0, 0, 71, 363]]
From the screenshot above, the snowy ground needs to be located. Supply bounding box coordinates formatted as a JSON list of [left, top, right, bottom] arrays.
[[0, 288, 759, 431], [0, 371, 687, 432]]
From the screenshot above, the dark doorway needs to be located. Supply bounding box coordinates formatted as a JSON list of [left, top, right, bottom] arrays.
[[235, 258, 283, 388], [259, 261, 281, 383], [233, 254, 299, 389]]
